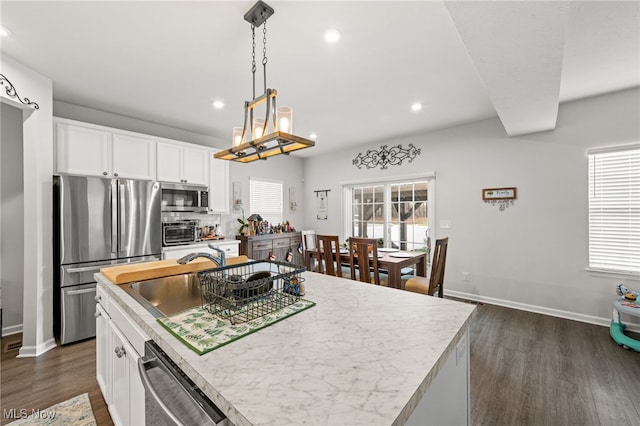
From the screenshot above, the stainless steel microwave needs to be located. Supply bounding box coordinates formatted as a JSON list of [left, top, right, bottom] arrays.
[[160, 183, 208, 212]]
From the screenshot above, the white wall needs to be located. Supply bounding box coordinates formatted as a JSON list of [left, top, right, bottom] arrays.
[[224, 156, 305, 238], [1, 103, 24, 335], [302, 88, 640, 325], [1, 54, 56, 356]]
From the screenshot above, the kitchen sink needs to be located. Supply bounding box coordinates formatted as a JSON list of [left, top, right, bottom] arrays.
[[123, 273, 203, 318]]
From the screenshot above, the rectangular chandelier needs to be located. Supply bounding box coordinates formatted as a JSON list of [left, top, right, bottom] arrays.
[[214, 1, 315, 163]]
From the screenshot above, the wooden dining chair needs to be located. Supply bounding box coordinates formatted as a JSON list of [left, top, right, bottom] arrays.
[[301, 229, 318, 271], [316, 235, 344, 277], [301, 230, 317, 251], [348, 237, 382, 285], [405, 238, 448, 297]]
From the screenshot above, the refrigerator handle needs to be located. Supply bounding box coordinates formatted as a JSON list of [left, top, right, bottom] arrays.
[[120, 182, 126, 256], [111, 180, 118, 255]]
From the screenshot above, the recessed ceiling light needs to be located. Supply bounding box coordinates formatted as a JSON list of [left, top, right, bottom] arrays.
[[324, 29, 340, 43], [0, 26, 11, 37], [212, 100, 225, 109], [411, 102, 423, 112], [309, 133, 318, 139]]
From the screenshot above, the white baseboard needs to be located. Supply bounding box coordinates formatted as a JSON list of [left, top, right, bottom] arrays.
[[17, 338, 57, 358], [1, 324, 23, 337], [445, 289, 640, 334]]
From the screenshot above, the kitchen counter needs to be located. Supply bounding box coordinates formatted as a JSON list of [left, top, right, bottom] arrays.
[[95, 271, 476, 426]]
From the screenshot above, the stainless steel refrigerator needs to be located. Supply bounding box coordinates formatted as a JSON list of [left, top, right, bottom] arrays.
[[53, 175, 161, 344]]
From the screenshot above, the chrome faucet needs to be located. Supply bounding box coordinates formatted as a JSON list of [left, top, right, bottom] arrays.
[[177, 245, 226, 267]]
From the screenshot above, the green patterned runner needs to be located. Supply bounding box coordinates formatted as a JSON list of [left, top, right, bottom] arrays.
[[157, 299, 315, 355]]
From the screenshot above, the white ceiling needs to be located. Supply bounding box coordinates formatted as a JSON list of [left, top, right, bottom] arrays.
[[1, 1, 638, 156]]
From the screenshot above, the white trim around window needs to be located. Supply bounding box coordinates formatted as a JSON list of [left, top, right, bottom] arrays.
[[587, 144, 640, 276], [341, 173, 436, 251]]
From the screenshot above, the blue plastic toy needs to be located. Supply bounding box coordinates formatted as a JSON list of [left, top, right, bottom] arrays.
[[610, 284, 640, 352]]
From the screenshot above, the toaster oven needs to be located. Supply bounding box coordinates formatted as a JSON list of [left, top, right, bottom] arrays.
[[162, 220, 199, 246]]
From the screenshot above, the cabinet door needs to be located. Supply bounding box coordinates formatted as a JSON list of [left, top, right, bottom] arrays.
[[112, 133, 156, 180], [182, 146, 209, 185], [56, 122, 111, 177], [162, 245, 203, 261], [273, 238, 292, 263], [156, 142, 183, 183], [209, 149, 230, 213], [250, 240, 273, 261], [290, 236, 304, 266], [211, 242, 240, 258], [95, 303, 111, 405], [109, 321, 130, 426], [128, 340, 146, 426]]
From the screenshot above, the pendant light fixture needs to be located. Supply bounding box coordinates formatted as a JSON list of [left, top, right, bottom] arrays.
[[214, 1, 315, 163]]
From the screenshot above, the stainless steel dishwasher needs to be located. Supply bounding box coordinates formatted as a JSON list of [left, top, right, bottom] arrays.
[[138, 340, 232, 426]]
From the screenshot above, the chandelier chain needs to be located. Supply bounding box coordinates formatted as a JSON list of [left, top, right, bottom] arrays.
[[262, 19, 268, 93], [251, 24, 256, 99]]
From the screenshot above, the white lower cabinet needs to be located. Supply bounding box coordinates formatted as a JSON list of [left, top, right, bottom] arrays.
[[109, 323, 131, 426], [96, 282, 147, 426], [162, 240, 240, 261], [95, 303, 111, 405]]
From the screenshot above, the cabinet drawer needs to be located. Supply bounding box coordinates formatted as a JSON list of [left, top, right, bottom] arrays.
[[96, 282, 109, 310], [273, 238, 291, 248], [252, 241, 273, 251], [108, 299, 149, 356]]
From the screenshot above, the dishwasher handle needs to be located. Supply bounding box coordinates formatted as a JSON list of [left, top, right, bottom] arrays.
[[138, 356, 185, 426]]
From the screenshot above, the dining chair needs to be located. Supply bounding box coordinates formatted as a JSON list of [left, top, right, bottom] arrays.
[[348, 237, 382, 285], [316, 235, 344, 277], [405, 237, 448, 297], [301, 229, 318, 270], [301, 230, 317, 251]]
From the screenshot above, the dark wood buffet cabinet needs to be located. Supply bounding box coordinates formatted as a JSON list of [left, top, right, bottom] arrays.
[[236, 232, 304, 266]]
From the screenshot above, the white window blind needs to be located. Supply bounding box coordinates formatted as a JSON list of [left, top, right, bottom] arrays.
[[588, 146, 640, 274], [250, 178, 283, 225]]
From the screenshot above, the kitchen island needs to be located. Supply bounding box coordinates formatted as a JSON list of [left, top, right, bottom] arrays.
[[95, 269, 476, 426]]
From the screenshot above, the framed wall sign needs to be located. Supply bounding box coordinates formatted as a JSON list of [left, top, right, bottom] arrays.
[[482, 187, 517, 201]]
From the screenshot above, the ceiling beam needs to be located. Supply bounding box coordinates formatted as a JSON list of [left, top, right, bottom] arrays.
[[445, 1, 571, 137]]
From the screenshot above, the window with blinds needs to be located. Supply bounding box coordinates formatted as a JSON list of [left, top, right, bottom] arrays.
[[588, 146, 640, 274], [250, 178, 283, 225]]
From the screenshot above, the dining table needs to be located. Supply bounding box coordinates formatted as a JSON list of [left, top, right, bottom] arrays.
[[304, 247, 427, 290]]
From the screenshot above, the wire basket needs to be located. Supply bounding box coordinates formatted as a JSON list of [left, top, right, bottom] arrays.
[[198, 260, 306, 325]]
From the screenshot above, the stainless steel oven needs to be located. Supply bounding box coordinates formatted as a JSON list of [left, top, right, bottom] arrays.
[[138, 340, 230, 426], [161, 183, 208, 213], [162, 220, 199, 246]]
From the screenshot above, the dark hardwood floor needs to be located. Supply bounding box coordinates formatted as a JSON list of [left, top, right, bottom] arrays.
[[1, 303, 639, 426], [469, 303, 640, 426], [0, 335, 112, 426]]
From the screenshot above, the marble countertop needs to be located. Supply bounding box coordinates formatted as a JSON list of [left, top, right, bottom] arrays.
[[96, 271, 476, 426]]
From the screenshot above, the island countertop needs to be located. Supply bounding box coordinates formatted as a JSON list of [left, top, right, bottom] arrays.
[[95, 270, 476, 426]]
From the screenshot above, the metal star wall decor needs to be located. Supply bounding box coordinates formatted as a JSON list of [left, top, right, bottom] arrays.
[[0, 73, 40, 110], [352, 144, 421, 169]]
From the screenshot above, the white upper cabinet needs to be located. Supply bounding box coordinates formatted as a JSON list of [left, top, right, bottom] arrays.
[[156, 142, 183, 183], [157, 142, 209, 186], [208, 148, 229, 214], [112, 133, 156, 180], [54, 118, 218, 188], [56, 121, 111, 177], [55, 119, 156, 180], [182, 145, 209, 185]]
